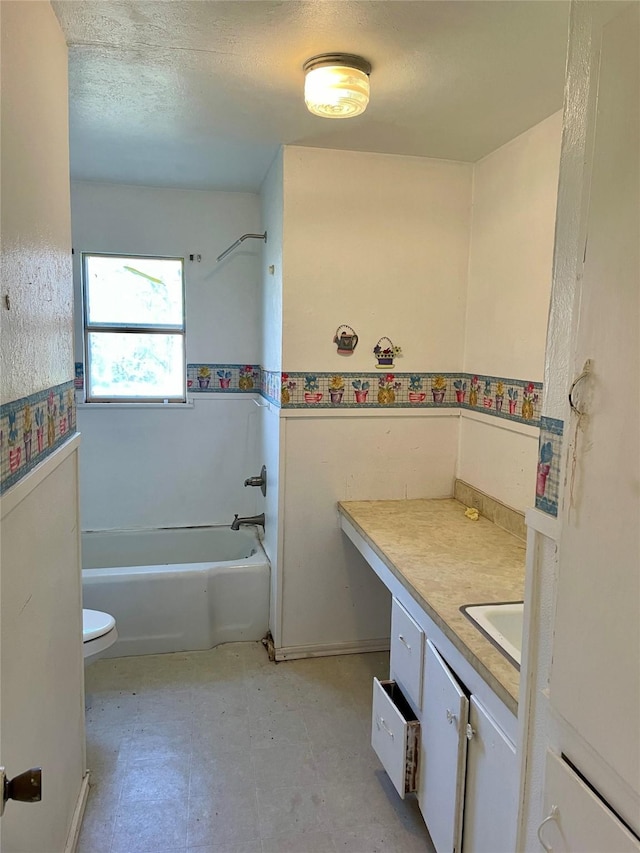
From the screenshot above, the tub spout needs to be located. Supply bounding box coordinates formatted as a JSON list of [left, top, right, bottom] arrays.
[[231, 513, 265, 531]]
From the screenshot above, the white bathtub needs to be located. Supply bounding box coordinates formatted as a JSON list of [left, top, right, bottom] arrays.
[[81, 526, 270, 657]]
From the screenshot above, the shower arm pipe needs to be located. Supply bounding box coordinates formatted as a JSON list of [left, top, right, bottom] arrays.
[[216, 232, 267, 262]]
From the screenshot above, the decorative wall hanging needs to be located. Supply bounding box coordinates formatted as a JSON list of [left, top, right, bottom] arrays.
[[373, 337, 402, 368], [333, 325, 359, 355]]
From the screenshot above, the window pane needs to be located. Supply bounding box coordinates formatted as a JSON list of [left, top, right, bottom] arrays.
[[87, 332, 185, 399], [85, 255, 184, 326]]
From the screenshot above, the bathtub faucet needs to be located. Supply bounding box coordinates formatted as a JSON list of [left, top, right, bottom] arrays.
[[231, 513, 265, 531], [244, 465, 267, 497]]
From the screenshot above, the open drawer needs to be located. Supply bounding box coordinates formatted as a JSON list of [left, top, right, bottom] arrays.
[[371, 678, 420, 798]]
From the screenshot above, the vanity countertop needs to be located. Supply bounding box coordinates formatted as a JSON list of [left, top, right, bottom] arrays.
[[338, 498, 526, 714]]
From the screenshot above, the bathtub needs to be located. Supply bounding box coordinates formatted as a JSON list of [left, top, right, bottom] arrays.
[[81, 525, 270, 658]]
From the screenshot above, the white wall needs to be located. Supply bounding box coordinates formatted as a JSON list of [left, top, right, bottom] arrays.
[[458, 113, 562, 511], [0, 3, 83, 850], [260, 151, 284, 373], [259, 404, 283, 644], [78, 399, 261, 530], [269, 148, 472, 654], [71, 182, 264, 530], [0, 1, 74, 403], [265, 129, 561, 653], [256, 154, 285, 640], [282, 146, 473, 372], [71, 182, 262, 366], [458, 414, 541, 512], [463, 111, 563, 379], [279, 413, 459, 653]]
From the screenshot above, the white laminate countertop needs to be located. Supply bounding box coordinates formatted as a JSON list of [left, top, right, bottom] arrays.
[[338, 498, 526, 714]]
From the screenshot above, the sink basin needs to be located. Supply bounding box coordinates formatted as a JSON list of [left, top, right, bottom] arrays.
[[460, 601, 524, 668]]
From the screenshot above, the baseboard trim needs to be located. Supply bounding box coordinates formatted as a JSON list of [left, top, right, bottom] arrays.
[[64, 771, 90, 853], [275, 637, 390, 661]]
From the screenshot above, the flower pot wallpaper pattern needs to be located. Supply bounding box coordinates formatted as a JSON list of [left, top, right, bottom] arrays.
[[74, 362, 543, 424], [68, 361, 558, 517], [535, 416, 564, 517], [1, 381, 76, 494], [273, 371, 543, 424]]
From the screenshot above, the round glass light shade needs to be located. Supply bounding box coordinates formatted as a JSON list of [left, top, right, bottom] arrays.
[[304, 63, 370, 119]]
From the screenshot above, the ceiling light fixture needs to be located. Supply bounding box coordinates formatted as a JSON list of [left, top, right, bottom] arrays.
[[303, 53, 371, 119]]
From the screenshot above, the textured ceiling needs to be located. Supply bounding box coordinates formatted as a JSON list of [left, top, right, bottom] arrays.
[[53, 0, 570, 192]]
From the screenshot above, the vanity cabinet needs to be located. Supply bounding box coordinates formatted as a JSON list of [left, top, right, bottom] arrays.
[[420, 637, 517, 853], [376, 598, 518, 853], [339, 508, 521, 853]]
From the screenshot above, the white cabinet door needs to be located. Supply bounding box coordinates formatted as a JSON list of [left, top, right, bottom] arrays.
[[419, 641, 469, 853], [462, 696, 517, 853], [540, 751, 640, 853]]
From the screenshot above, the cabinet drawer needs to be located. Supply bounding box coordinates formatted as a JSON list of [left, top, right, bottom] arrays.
[[390, 598, 425, 709], [371, 678, 420, 799]]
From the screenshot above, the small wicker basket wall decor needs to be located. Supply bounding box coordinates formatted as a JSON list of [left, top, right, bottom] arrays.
[[373, 337, 402, 368]]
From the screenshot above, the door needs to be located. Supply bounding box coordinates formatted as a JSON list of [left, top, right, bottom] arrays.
[[462, 696, 518, 853], [0, 446, 86, 852], [549, 0, 640, 811], [418, 641, 469, 853]]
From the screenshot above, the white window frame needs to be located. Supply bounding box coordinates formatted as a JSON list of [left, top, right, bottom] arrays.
[[82, 252, 187, 403]]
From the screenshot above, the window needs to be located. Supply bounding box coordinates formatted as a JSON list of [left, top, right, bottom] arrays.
[[82, 254, 186, 402]]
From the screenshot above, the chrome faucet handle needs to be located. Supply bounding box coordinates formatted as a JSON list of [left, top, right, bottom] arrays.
[[243, 465, 267, 497]]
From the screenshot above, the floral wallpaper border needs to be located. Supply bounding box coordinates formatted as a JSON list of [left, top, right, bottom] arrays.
[[1, 380, 76, 495], [186, 364, 261, 393], [261, 369, 282, 406], [535, 416, 564, 517], [73, 362, 543, 426], [75, 363, 262, 395], [274, 371, 543, 425]]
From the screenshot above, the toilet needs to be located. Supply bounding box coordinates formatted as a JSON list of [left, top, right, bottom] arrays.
[[83, 608, 118, 663]]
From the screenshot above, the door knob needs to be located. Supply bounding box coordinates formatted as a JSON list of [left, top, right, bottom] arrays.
[[0, 767, 42, 817]]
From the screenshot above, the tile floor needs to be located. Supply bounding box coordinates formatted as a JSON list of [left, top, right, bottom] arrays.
[[79, 642, 436, 853]]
